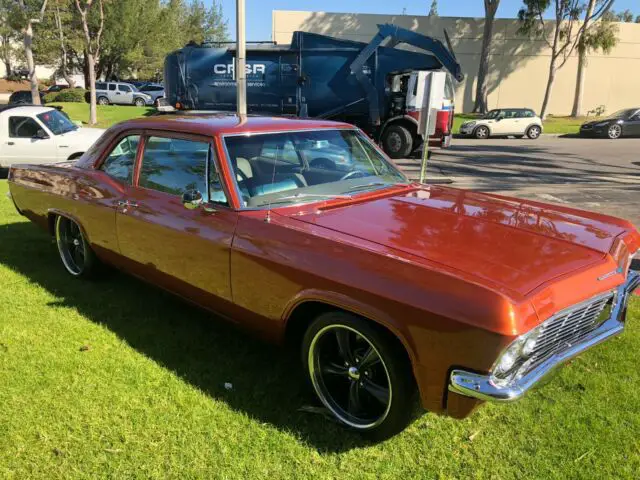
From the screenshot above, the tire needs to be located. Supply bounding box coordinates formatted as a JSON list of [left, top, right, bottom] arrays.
[[526, 125, 542, 139], [474, 125, 490, 139], [97, 96, 109, 106], [607, 124, 622, 139], [381, 125, 413, 159], [134, 98, 146, 107], [302, 311, 416, 440], [54, 216, 99, 278]]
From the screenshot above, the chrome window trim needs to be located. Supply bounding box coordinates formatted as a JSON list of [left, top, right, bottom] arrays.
[[219, 127, 408, 211]]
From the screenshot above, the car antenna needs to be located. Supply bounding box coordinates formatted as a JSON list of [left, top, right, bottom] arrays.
[[264, 145, 280, 223]]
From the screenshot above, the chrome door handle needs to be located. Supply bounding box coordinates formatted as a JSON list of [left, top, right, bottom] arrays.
[[7, 142, 14, 145], [117, 200, 139, 208]]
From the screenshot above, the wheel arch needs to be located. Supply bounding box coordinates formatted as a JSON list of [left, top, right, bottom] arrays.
[[47, 209, 91, 244], [525, 123, 542, 133], [67, 152, 84, 161], [282, 292, 419, 371]]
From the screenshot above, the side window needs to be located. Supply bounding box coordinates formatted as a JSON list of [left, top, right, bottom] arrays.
[[108, 84, 117, 91], [96, 82, 106, 90], [9, 116, 41, 138], [119, 85, 132, 93], [100, 135, 140, 184], [139, 136, 228, 205]]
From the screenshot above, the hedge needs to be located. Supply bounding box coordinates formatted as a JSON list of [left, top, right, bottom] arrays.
[[45, 88, 87, 103]]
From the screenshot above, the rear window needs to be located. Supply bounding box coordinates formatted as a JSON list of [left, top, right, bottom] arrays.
[[96, 82, 106, 90]]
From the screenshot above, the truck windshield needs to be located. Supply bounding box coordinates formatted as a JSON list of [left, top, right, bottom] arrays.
[[224, 129, 409, 208], [36, 109, 78, 135]]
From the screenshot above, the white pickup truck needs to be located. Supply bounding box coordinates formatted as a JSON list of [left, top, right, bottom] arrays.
[[0, 105, 105, 168]]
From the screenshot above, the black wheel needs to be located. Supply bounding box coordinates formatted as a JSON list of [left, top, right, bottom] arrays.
[[382, 125, 413, 159], [526, 125, 541, 139], [134, 98, 146, 107], [474, 125, 490, 139], [607, 124, 622, 139], [97, 96, 109, 106], [302, 311, 416, 440], [55, 216, 98, 278]]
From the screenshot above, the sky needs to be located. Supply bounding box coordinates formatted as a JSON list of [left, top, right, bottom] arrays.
[[217, 0, 640, 41]]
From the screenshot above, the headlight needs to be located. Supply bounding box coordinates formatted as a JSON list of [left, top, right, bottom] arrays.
[[463, 121, 476, 127], [492, 328, 542, 383]]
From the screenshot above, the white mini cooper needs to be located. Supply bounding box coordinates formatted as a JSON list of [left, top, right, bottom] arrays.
[[459, 108, 543, 139]]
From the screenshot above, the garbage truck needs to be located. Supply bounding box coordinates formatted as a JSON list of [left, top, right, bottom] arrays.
[[163, 24, 463, 158]]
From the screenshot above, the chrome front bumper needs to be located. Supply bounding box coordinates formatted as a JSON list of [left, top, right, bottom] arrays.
[[449, 270, 640, 402]]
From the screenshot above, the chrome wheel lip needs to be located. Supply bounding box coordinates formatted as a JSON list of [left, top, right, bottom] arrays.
[[608, 125, 621, 139], [55, 217, 85, 276], [308, 324, 393, 430]]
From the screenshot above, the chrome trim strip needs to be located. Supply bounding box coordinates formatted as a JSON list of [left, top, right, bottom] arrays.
[[449, 270, 640, 402]]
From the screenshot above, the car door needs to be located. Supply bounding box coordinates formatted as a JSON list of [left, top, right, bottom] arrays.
[[488, 110, 509, 135], [1, 115, 57, 165], [499, 109, 520, 134], [115, 133, 238, 308], [107, 83, 118, 103], [624, 111, 640, 137], [117, 84, 134, 105]]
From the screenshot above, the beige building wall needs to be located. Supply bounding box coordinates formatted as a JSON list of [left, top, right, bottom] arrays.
[[272, 10, 640, 116]]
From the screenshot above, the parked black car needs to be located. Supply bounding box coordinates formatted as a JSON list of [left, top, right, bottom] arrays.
[[580, 108, 640, 139], [8, 90, 46, 105]]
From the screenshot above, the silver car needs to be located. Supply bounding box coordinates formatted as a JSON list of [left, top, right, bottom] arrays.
[[94, 82, 153, 107], [138, 84, 165, 105]]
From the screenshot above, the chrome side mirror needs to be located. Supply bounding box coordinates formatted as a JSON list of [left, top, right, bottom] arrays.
[[182, 189, 203, 210]]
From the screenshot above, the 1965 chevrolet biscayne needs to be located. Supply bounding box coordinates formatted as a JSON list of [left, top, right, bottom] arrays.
[[7, 115, 640, 439]]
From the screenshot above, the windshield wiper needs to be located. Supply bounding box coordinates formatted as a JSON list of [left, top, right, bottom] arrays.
[[347, 182, 390, 193], [262, 192, 352, 207]]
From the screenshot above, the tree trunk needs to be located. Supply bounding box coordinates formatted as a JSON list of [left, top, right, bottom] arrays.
[[570, 0, 596, 117], [87, 53, 97, 125], [570, 47, 587, 117], [540, 57, 557, 119], [83, 50, 90, 90], [23, 21, 40, 105], [473, 1, 499, 113]]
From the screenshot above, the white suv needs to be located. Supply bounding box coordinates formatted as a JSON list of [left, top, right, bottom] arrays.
[[459, 108, 543, 139]]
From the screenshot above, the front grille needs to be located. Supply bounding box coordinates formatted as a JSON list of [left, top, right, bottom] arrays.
[[528, 292, 615, 369]]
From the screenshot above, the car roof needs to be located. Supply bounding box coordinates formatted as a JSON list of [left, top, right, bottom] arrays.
[[116, 114, 354, 136], [0, 105, 56, 115]]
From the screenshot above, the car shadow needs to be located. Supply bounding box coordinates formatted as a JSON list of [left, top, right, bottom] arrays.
[[0, 220, 376, 452]]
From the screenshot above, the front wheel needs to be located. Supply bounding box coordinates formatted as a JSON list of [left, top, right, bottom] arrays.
[[474, 125, 490, 139], [302, 312, 416, 440], [607, 124, 622, 139], [526, 125, 541, 139], [381, 125, 413, 159], [55, 216, 98, 278], [134, 98, 146, 107]]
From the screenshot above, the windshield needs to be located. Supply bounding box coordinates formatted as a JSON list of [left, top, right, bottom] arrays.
[[37, 109, 78, 135], [606, 109, 634, 119], [224, 129, 409, 208]]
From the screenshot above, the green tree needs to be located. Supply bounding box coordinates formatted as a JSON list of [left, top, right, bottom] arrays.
[[570, 0, 618, 117], [0, 0, 22, 76], [428, 0, 438, 16], [615, 9, 634, 22], [473, 0, 501, 113], [8, 0, 48, 103], [517, 0, 613, 118]]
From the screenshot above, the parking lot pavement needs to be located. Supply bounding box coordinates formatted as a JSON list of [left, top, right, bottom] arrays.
[[396, 136, 640, 225]]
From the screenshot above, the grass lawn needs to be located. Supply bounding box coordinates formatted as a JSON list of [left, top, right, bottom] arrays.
[[50, 102, 154, 129], [1, 179, 639, 478], [453, 113, 587, 135]]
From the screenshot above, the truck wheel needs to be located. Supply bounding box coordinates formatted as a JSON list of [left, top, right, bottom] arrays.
[[302, 311, 416, 440], [382, 125, 413, 159], [97, 96, 109, 106]]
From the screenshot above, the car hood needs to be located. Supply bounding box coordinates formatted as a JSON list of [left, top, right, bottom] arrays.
[[57, 127, 105, 145], [289, 185, 630, 300]]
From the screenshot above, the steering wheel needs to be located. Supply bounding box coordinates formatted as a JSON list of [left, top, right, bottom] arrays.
[[340, 169, 368, 181], [236, 168, 254, 196]]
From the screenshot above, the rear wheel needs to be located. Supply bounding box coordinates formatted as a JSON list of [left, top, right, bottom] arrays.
[[97, 96, 109, 106], [302, 312, 416, 440], [55, 216, 98, 278], [526, 125, 541, 139], [474, 125, 490, 139], [382, 125, 413, 159]]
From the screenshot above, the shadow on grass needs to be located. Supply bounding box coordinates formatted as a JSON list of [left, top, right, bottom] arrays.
[[0, 220, 371, 453]]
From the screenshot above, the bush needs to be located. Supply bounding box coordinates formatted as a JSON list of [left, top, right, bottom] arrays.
[[48, 88, 87, 103]]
